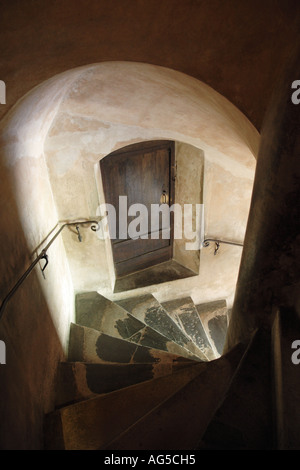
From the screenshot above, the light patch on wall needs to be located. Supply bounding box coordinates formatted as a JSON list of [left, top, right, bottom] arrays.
[[50, 146, 82, 177]]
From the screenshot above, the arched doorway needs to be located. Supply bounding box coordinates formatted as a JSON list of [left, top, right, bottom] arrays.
[[0, 61, 259, 349]]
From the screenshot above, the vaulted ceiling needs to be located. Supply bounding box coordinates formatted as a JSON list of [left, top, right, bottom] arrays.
[[0, 0, 299, 130], [0, 0, 299, 308]]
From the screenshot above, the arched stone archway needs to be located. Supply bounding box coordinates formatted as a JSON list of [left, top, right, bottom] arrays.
[[0, 62, 259, 350]]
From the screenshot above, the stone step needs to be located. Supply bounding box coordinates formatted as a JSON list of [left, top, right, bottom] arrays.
[[68, 323, 196, 365], [102, 344, 245, 450], [44, 363, 205, 450], [161, 297, 216, 361], [76, 292, 145, 338], [54, 360, 196, 408], [126, 326, 200, 360], [75, 292, 200, 360], [115, 294, 207, 361], [196, 300, 228, 357]]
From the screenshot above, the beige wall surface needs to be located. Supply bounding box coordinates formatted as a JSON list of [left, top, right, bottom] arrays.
[[41, 62, 257, 306]]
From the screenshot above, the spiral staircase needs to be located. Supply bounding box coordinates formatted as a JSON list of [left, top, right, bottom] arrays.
[[44, 292, 273, 450]]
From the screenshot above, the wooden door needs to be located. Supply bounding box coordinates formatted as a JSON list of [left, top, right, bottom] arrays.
[[100, 141, 175, 277]]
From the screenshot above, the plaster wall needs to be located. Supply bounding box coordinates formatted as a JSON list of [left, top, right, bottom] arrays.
[[43, 62, 258, 307], [0, 72, 78, 448], [0, 71, 80, 347], [173, 141, 203, 274], [1, 0, 299, 131]]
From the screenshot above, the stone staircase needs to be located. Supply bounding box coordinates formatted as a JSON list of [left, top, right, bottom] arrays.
[[44, 292, 273, 450]]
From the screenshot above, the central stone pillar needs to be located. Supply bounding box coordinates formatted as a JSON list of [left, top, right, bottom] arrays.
[[226, 45, 300, 350]]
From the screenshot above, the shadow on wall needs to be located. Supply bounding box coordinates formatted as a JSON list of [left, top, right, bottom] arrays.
[[0, 179, 65, 449], [0, 68, 77, 451]]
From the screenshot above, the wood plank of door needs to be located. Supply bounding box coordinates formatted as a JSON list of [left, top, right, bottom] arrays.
[[100, 141, 175, 278]]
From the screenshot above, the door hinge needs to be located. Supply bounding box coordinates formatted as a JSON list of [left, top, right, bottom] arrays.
[[171, 162, 177, 181]]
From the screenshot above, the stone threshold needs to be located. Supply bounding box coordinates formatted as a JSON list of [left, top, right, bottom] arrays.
[[113, 259, 198, 293]]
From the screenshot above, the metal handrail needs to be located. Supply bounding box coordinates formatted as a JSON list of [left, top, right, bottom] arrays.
[[0, 219, 101, 321], [203, 237, 244, 255]]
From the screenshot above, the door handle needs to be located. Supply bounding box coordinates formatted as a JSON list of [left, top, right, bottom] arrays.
[[160, 190, 169, 204]]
